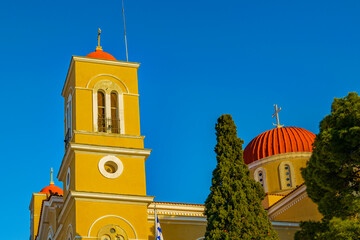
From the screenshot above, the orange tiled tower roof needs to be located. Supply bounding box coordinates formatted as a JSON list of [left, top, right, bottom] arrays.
[[86, 48, 116, 61], [39, 168, 63, 195]]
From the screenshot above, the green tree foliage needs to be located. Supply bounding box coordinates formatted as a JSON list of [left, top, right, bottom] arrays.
[[296, 92, 360, 239], [295, 218, 360, 240], [204, 114, 278, 240], [294, 221, 328, 240]]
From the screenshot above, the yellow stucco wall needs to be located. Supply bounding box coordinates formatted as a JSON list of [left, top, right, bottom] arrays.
[[76, 201, 149, 239], [29, 193, 47, 240], [74, 152, 147, 195], [273, 197, 322, 222], [250, 157, 308, 194]]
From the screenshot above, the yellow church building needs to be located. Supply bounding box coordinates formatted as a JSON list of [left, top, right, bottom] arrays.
[[29, 39, 322, 240]]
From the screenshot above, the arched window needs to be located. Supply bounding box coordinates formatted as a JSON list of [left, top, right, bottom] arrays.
[[254, 167, 268, 193], [98, 91, 106, 132], [258, 170, 265, 186], [279, 161, 296, 190], [93, 80, 125, 134], [111, 91, 119, 133], [284, 164, 292, 188]]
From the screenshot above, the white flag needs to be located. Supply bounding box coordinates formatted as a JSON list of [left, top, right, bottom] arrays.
[[155, 210, 164, 240]]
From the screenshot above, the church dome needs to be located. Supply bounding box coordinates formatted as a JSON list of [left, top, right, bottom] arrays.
[[86, 48, 117, 61], [40, 183, 63, 195], [243, 127, 316, 164]]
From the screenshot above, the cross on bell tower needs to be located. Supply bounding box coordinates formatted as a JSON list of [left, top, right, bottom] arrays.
[[272, 104, 284, 128]]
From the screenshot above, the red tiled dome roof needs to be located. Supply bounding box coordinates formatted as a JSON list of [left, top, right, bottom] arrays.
[[86, 48, 116, 61], [40, 183, 63, 195], [243, 127, 316, 164]]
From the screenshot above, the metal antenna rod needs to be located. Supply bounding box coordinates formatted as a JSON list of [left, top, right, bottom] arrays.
[[122, 0, 129, 62]]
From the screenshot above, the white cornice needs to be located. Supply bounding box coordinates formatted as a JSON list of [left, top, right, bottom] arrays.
[[58, 143, 151, 179], [73, 56, 140, 68], [148, 202, 205, 212], [74, 87, 139, 97], [70, 143, 151, 156], [72, 191, 154, 205], [73, 130, 145, 139], [267, 185, 307, 219], [147, 215, 207, 225], [147, 202, 205, 218], [247, 152, 312, 169]]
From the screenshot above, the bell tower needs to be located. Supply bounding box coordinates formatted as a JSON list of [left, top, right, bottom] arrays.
[[56, 35, 153, 240]]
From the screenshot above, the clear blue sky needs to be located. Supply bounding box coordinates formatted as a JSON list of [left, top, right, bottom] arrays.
[[1, 0, 360, 238]]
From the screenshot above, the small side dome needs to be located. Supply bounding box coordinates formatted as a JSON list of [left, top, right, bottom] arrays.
[[86, 48, 117, 61], [39, 168, 63, 195], [40, 183, 63, 195], [243, 127, 316, 164]]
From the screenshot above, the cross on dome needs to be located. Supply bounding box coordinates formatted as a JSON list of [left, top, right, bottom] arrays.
[[272, 104, 284, 128], [97, 28, 102, 50], [50, 167, 54, 185]]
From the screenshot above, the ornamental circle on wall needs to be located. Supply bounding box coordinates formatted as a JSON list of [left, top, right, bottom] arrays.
[[66, 167, 71, 191], [98, 156, 124, 179]]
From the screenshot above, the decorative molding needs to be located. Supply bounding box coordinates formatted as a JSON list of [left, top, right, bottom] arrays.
[[123, 93, 139, 96], [86, 74, 129, 93], [147, 202, 205, 220], [53, 223, 63, 240], [47, 226, 54, 240], [73, 130, 144, 139], [247, 152, 312, 169], [98, 155, 124, 179], [254, 167, 268, 193], [148, 215, 207, 225], [148, 202, 205, 212], [37, 197, 63, 240], [65, 224, 73, 240], [73, 56, 140, 69], [57, 194, 74, 225], [75, 88, 139, 97], [268, 185, 307, 219], [72, 191, 154, 205], [62, 56, 139, 97], [279, 161, 296, 190], [87, 215, 138, 239], [70, 143, 151, 158], [66, 167, 71, 191]]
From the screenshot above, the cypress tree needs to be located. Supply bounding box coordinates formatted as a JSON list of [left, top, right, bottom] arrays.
[[204, 114, 278, 240]]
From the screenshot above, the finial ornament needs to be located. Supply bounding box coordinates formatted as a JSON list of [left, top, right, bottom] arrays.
[[97, 28, 102, 50], [50, 168, 54, 185], [272, 104, 284, 128]]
